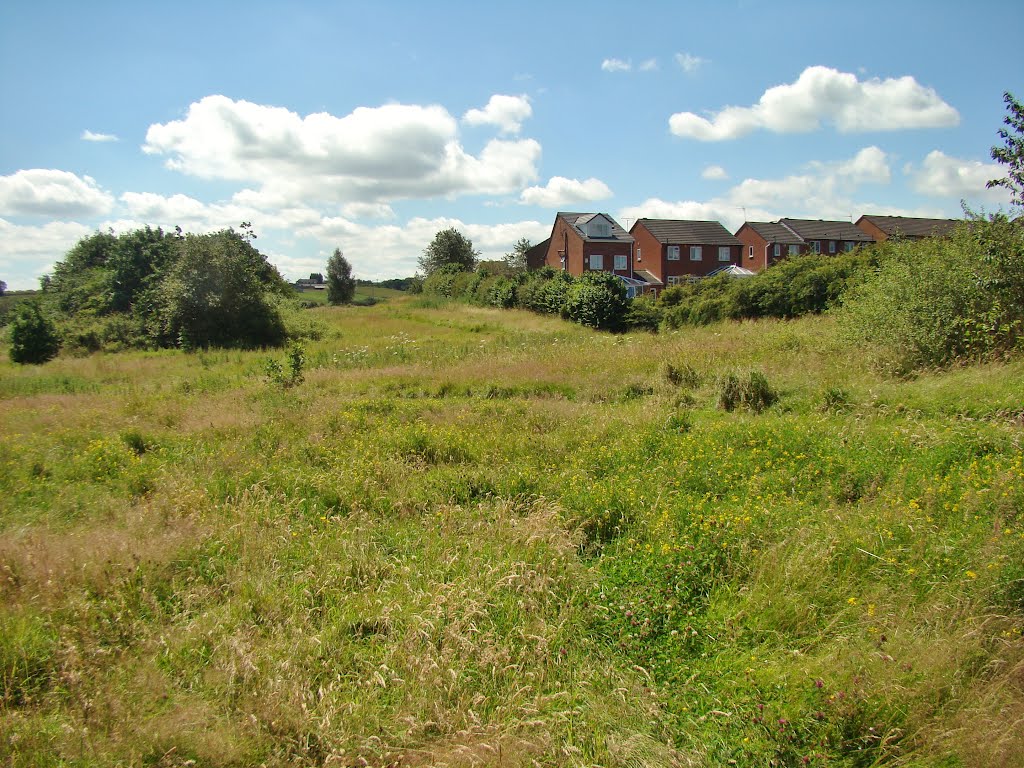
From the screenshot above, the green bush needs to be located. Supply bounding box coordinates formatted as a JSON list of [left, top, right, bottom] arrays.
[[837, 217, 1023, 373], [564, 271, 628, 331], [717, 370, 777, 412], [8, 302, 61, 364], [623, 295, 662, 332]]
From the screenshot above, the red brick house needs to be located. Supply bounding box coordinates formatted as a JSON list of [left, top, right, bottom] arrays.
[[734, 221, 807, 272], [778, 219, 874, 256], [543, 212, 635, 277], [855, 215, 959, 242], [629, 219, 743, 287]]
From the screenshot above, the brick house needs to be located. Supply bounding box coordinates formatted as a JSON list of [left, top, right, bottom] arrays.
[[543, 212, 635, 277], [855, 215, 960, 242], [778, 219, 874, 257], [629, 219, 743, 288], [733, 221, 808, 272]]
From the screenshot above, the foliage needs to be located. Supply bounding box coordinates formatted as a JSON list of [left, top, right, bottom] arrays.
[[564, 271, 629, 331], [7, 301, 61, 364], [837, 217, 1023, 372], [157, 230, 288, 349], [418, 227, 479, 276], [717, 369, 778, 412], [987, 90, 1024, 209], [326, 248, 356, 305], [623, 294, 662, 332], [265, 340, 306, 388], [0, 280, 6, 296], [503, 236, 532, 271]]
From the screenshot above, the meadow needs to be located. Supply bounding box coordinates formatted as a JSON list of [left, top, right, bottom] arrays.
[[1, 296, 1022, 767]]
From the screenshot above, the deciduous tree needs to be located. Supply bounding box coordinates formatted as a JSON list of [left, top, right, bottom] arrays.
[[419, 228, 479, 276], [326, 248, 355, 304], [503, 237, 532, 272], [987, 91, 1024, 209]]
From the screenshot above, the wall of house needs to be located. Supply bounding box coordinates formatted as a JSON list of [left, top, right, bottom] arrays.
[[735, 226, 770, 272], [580, 241, 633, 276], [662, 243, 741, 282], [855, 218, 890, 242], [544, 218, 632, 277], [631, 225, 664, 281]]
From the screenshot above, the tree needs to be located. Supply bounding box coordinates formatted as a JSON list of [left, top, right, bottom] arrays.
[[9, 302, 60, 364], [987, 91, 1024, 209], [326, 248, 355, 304], [0, 280, 6, 296], [419, 228, 479, 276], [503, 237, 532, 272]]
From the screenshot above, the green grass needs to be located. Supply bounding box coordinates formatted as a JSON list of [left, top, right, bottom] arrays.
[[1, 297, 1022, 766]]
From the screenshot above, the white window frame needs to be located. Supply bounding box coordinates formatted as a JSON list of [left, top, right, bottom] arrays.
[[788, 244, 800, 256], [718, 246, 732, 262], [689, 246, 702, 261], [812, 240, 821, 254], [589, 253, 603, 270], [614, 254, 627, 271], [773, 244, 781, 258], [667, 275, 682, 286], [636, 247, 642, 262], [829, 240, 836, 254], [748, 245, 754, 258], [667, 245, 680, 261]]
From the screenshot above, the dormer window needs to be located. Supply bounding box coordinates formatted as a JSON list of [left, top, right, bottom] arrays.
[[590, 221, 611, 237]]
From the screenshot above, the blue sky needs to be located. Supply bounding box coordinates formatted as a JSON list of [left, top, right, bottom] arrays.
[[1, 0, 1020, 289]]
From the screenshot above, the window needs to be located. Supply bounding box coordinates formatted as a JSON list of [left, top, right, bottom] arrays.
[[748, 245, 754, 258], [829, 240, 836, 254], [636, 247, 641, 262], [614, 254, 627, 270], [591, 222, 611, 237], [689, 246, 702, 261], [667, 245, 680, 261], [812, 240, 821, 254], [718, 246, 732, 262], [667, 276, 682, 286], [589, 254, 603, 270], [774, 244, 781, 258], [788, 244, 800, 256], [844, 241, 854, 252]]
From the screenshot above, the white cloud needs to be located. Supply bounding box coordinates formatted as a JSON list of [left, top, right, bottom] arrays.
[[0, 169, 115, 218], [621, 147, 898, 231], [669, 66, 960, 141], [0, 218, 93, 289], [906, 150, 1009, 201], [81, 130, 119, 142], [142, 95, 540, 205], [675, 52, 706, 74], [519, 176, 613, 207], [462, 94, 532, 135], [639, 59, 659, 72], [701, 165, 729, 181], [601, 58, 631, 73], [340, 201, 396, 220]]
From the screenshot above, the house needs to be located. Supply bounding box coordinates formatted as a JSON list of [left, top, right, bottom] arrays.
[[855, 215, 960, 242], [524, 238, 550, 270], [777, 219, 874, 257], [629, 218, 743, 288], [543, 212, 635, 277], [733, 221, 808, 272]]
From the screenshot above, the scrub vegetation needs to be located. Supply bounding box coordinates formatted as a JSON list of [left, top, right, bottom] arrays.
[[2, 278, 1023, 766]]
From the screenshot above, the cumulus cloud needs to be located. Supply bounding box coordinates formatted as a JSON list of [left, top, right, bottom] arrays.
[[601, 58, 632, 73], [519, 176, 613, 207], [463, 94, 532, 134], [675, 52, 706, 74], [142, 95, 541, 205], [81, 130, 119, 142], [906, 150, 1009, 201], [639, 59, 659, 72], [669, 66, 959, 141], [621, 146, 898, 230], [0, 169, 115, 218], [701, 165, 728, 181], [0, 218, 93, 289]]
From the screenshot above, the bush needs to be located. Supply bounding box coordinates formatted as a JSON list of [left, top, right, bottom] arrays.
[[624, 295, 662, 332], [837, 218, 1023, 373], [717, 370, 777, 412], [564, 271, 628, 331], [8, 302, 61, 364]]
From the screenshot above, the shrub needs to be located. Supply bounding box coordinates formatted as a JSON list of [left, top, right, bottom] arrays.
[[8, 302, 61, 364], [718, 370, 777, 412], [624, 295, 662, 332], [564, 271, 628, 331]]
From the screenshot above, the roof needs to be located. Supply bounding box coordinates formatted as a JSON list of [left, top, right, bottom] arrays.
[[524, 238, 550, 269], [707, 264, 757, 278], [556, 212, 634, 243], [739, 221, 805, 245], [856, 215, 960, 239], [633, 269, 664, 286], [780, 218, 874, 242], [633, 218, 741, 246]]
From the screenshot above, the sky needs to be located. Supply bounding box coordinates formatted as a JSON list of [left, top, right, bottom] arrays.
[[1, 0, 1021, 290]]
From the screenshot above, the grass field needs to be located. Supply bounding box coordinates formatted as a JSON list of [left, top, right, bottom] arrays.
[[2, 296, 1022, 766]]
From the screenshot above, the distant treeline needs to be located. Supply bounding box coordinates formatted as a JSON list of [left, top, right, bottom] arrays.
[[356, 277, 416, 291]]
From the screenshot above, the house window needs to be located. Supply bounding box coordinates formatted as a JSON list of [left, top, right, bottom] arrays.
[[636, 247, 641, 262], [667, 245, 680, 261], [667, 276, 682, 286], [718, 246, 732, 262], [788, 244, 800, 256], [589, 254, 603, 270], [829, 240, 836, 254], [614, 254, 627, 270], [748, 245, 754, 258], [774, 244, 781, 258], [844, 241, 854, 252], [812, 241, 821, 254], [689, 246, 702, 261], [592, 222, 611, 237]]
